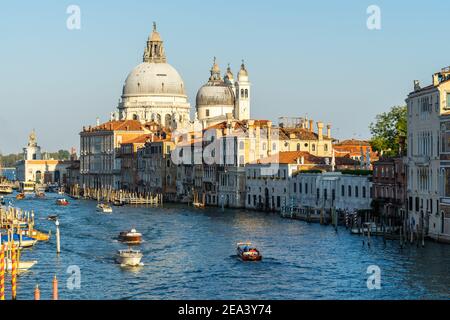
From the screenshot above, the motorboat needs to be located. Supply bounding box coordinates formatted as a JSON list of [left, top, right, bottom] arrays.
[[4, 257, 38, 273], [118, 229, 142, 245], [56, 198, 69, 206], [0, 185, 13, 194], [19, 228, 51, 241], [1, 234, 38, 248], [237, 242, 262, 261], [115, 249, 143, 267], [97, 203, 113, 213], [16, 193, 25, 200]]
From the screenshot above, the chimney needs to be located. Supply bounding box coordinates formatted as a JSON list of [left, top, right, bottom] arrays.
[[326, 124, 331, 139], [309, 120, 314, 132], [432, 73, 440, 86], [317, 122, 324, 140]]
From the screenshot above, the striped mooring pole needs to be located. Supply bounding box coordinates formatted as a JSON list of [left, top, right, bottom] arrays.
[[11, 246, 17, 300], [0, 244, 5, 300]]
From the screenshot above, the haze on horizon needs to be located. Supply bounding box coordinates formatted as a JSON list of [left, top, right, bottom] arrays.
[[1, 0, 449, 154]]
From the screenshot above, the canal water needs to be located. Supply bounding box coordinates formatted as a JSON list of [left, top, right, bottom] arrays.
[[2, 193, 449, 300]]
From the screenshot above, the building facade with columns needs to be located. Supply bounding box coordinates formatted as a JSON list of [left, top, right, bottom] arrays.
[[406, 66, 450, 242]]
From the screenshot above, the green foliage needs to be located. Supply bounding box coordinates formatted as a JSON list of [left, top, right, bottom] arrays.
[[369, 105, 407, 156]]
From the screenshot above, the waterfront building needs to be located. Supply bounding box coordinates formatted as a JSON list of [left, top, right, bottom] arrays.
[[290, 171, 373, 213], [245, 151, 360, 211], [16, 131, 75, 184], [372, 157, 407, 221], [137, 135, 177, 200], [79, 120, 158, 189], [117, 23, 190, 130], [406, 67, 450, 241], [118, 134, 153, 191], [277, 117, 333, 157], [438, 114, 450, 242]]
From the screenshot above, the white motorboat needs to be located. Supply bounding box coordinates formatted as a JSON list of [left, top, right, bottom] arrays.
[[97, 203, 113, 213], [4, 258, 38, 272], [115, 249, 143, 267]]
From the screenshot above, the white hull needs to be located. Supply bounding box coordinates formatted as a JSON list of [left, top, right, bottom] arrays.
[[4, 258, 37, 272], [116, 251, 143, 267]]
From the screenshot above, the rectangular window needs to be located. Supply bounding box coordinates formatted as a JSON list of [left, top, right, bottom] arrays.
[[341, 185, 345, 197], [447, 93, 450, 109], [277, 196, 281, 208], [305, 183, 308, 194], [206, 109, 210, 117], [299, 183, 302, 194], [293, 183, 297, 193]]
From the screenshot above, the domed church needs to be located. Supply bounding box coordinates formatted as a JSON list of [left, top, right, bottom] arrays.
[[117, 23, 191, 130], [195, 58, 251, 127]]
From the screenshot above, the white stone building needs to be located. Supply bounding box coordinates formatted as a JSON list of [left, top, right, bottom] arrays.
[[117, 23, 191, 130], [406, 67, 450, 241], [290, 172, 373, 213]]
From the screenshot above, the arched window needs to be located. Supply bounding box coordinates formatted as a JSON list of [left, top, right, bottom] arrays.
[[297, 143, 301, 151], [262, 142, 267, 150], [355, 186, 359, 198], [241, 89, 245, 97], [239, 141, 245, 150], [324, 144, 328, 152], [133, 114, 139, 120], [312, 144, 316, 152], [245, 89, 248, 98], [273, 143, 277, 151], [348, 186, 352, 197]]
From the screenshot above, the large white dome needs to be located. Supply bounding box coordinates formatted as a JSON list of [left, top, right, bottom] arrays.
[[122, 62, 186, 97]]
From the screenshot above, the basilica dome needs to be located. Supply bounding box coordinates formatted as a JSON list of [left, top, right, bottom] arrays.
[[196, 83, 235, 107], [122, 62, 186, 97]]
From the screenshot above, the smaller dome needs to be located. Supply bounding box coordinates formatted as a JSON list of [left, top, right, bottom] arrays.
[[238, 60, 249, 81], [196, 83, 235, 107], [224, 65, 234, 83]]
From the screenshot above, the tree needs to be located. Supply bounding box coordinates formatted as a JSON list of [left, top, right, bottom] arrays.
[[369, 105, 407, 156]]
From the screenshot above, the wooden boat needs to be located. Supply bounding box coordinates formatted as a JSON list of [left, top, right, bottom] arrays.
[[16, 193, 25, 200], [237, 242, 262, 261], [56, 198, 69, 206], [1, 234, 38, 248], [0, 185, 13, 194], [115, 249, 143, 267], [118, 229, 142, 245], [97, 203, 113, 213]]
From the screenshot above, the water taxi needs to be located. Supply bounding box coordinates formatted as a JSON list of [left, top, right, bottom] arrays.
[[56, 198, 69, 206], [19, 228, 51, 241], [97, 203, 113, 213], [19, 181, 36, 193], [0, 185, 13, 194], [16, 193, 25, 200], [118, 229, 142, 245], [237, 242, 262, 261], [115, 248, 143, 267]]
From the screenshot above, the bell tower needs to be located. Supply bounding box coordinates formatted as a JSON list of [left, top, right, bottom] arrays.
[[235, 60, 251, 120]]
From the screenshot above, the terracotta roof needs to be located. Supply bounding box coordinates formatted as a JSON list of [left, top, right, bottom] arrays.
[[85, 120, 155, 132], [251, 151, 324, 165], [278, 127, 327, 140], [334, 139, 371, 146]]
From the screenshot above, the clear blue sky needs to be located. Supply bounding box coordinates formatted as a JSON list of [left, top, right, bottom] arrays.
[[1, 0, 449, 154]]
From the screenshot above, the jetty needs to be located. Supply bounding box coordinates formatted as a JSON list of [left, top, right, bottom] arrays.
[[69, 184, 163, 206]]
